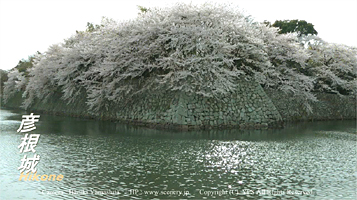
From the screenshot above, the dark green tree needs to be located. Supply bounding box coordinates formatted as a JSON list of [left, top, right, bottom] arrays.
[[85, 22, 103, 32], [75, 22, 103, 34], [0, 69, 8, 96], [14, 54, 38, 76], [271, 19, 318, 36], [263, 20, 271, 27], [137, 5, 150, 14]]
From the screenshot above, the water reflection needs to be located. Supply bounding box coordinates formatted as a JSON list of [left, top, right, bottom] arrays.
[[0, 108, 356, 199]]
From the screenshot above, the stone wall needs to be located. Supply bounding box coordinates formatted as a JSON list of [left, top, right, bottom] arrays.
[[265, 89, 356, 121], [3, 79, 355, 130], [2, 79, 283, 130], [2, 90, 95, 118], [112, 79, 283, 129]]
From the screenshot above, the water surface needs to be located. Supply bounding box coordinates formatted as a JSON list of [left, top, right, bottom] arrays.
[[0, 108, 356, 199]]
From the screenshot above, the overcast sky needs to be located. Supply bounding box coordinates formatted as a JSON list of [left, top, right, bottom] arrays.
[[0, 0, 356, 70]]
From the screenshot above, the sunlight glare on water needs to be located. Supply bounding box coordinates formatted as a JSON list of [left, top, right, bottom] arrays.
[[0, 108, 356, 199]]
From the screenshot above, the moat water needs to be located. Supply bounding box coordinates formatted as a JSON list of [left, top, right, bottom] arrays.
[[0, 108, 356, 199]]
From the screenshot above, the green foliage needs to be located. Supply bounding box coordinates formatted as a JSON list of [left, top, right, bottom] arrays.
[[75, 22, 104, 34], [0, 69, 8, 96], [271, 20, 318, 36], [15, 56, 34, 76], [85, 22, 103, 32], [263, 20, 271, 27], [137, 5, 150, 14], [13, 52, 40, 76]]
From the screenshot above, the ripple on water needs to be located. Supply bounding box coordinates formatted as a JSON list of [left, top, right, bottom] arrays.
[[0, 109, 356, 199]]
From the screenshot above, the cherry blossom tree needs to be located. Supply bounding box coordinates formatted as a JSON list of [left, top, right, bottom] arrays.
[[255, 25, 317, 110], [3, 3, 353, 115], [302, 35, 357, 95], [2, 69, 26, 103], [22, 45, 64, 108]]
